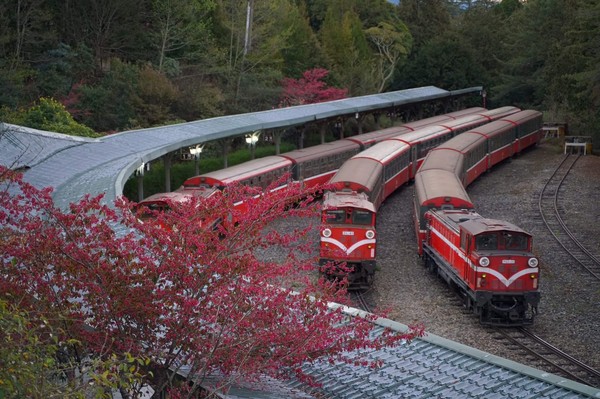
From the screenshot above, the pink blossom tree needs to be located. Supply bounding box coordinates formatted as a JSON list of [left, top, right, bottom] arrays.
[[279, 68, 348, 107], [0, 167, 423, 397]]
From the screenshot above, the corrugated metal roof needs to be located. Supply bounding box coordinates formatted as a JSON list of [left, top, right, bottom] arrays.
[[0, 86, 479, 210], [0, 123, 98, 170]]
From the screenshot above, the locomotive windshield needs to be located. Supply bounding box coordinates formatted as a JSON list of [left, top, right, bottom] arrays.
[[502, 232, 528, 250], [475, 232, 529, 251], [324, 209, 373, 225], [352, 210, 372, 225], [325, 210, 345, 223]]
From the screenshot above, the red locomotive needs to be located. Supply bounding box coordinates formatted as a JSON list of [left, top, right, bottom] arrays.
[[319, 107, 522, 288], [413, 110, 543, 325], [422, 208, 540, 325]]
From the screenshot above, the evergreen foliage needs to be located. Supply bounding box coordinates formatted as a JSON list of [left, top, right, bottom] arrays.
[[0, 0, 596, 141]]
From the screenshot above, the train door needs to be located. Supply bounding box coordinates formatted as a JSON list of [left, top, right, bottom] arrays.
[[461, 229, 476, 289], [410, 145, 419, 179]]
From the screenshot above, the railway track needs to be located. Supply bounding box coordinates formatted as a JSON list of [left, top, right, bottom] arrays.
[[351, 291, 372, 313], [490, 327, 600, 388], [538, 154, 600, 280]]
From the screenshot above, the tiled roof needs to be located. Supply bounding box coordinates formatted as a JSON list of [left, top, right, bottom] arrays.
[[290, 314, 600, 398]]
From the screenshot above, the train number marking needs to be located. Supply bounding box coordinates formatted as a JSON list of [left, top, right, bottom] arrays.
[[342, 231, 354, 236], [502, 260, 516, 264]]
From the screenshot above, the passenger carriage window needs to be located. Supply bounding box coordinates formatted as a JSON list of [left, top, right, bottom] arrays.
[[352, 210, 372, 225]]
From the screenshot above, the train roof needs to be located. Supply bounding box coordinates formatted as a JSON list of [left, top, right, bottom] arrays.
[[443, 106, 486, 118], [501, 109, 543, 124], [436, 131, 487, 153], [402, 115, 452, 131], [330, 158, 383, 193], [279, 140, 360, 163], [389, 124, 451, 144], [352, 139, 410, 164], [431, 209, 532, 236], [344, 126, 412, 146], [438, 114, 488, 130], [183, 156, 292, 187], [414, 169, 473, 209], [478, 106, 521, 120], [139, 187, 216, 205], [322, 190, 376, 213], [419, 148, 464, 175], [345, 107, 490, 147]]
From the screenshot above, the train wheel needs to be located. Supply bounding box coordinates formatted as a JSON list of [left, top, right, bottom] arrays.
[[426, 256, 436, 273], [464, 296, 473, 311]]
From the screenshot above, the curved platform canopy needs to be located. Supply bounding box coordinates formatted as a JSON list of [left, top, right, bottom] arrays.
[[0, 85, 481, 209]]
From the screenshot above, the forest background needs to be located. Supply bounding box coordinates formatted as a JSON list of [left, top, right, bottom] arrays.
[[1, 0, 598, 143]]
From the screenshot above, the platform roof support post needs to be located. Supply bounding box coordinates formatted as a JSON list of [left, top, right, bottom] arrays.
[[221, 139, 230, 168], [135, 163, 146, 202], [189, 145, 204, 176], [356, 112, 363, 134], [299, 126, 305, 149], [274, 131, 281, 154], [163, 153, 173, 192]]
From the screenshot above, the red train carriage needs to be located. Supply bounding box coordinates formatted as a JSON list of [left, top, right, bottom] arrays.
[[443, 106, 487, 119], [505, 110, 543, 153], [390, 125, 453, 177], [423, 208, 540, 326], [344, 106, 489, 149], [279, 140, 361, 188], [135, 187, 221, 230], [318, 107, 524, 288], [475, 105, 521, 121], [413, 169, 474, 255], [344, 126, 412, 149], [334, 141, 412, 206], [138, 186, 218, 213], [428, 132, 489, 187], [320, 191, 377, 288], [183, 156, 293, 190]]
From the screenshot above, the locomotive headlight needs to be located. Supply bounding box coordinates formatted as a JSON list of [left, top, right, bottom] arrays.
[[528, 257, 539, 268], [479, 257, 490, 267], [322, 228, 332, 238], [366, 230, 375, 239]]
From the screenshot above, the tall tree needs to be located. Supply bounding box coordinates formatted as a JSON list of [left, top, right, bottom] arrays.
[[320, 4, 375, 95], [215, 0, 318, 112], [396, 34, 486, 91], [51, 0, 148, 68], [150, 0, 217, 75], [365, 21, 412, 93], [396, 0, 452, 51], [544, 0, 600, 138], [492, 0, 576, 109], [279, 2, 327, 78]]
